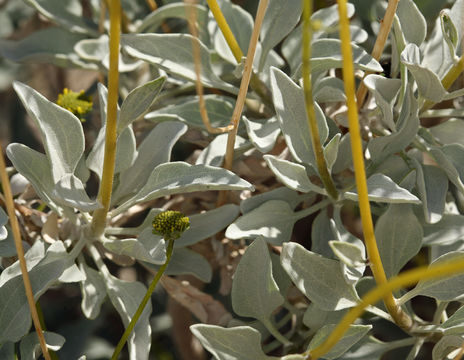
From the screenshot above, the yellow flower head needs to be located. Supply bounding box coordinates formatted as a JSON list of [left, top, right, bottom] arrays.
[[152, 210, 190, 239], [56, 88, 93, 122]]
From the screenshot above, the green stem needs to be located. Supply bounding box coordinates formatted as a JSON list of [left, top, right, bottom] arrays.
[[91, 0, 121, 239], [301, 0, 338, 201], [110, 237, 175, 360]]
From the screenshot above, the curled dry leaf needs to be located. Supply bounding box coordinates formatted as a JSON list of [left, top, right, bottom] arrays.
[[161, 275, 232, 326]]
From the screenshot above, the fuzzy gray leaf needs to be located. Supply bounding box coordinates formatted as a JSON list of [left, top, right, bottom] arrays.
[[190, 325, 275, 360], [414, 161, 448, 224], [6, 143, 58, 211], [344, 174, 421, 204], [281, 242, 359, 311], [270, 67, 328, 167], [404, 251, 464, 302], [0, 28, 93, 69], [106, 275, 152, 360], [86, 125, 137, 180], [52, 174, 101, 212], [243, 116, 280, 154], [23, 0, 98, 35], [308, 324, 372, 359], [226, 200, 297, 245], [375, 204, 422, 278], [397, 0, 427, 46], [0, 241, 73, 343], [104, 230, 166, 265], [20, 331, 65, 360], [13, 81, 85, 183], [264, 155, 325, 194], [175, 204, 240, 248], [118, 77, 166, 133], [401, 44, 447, 102], [116, 162, 253, 213], [240, 187, 303, 214], [122, 34, 236, 93], [113, 122, 187, 202], [258, 0, 302, 71], [79, 264, 107, 320], [145, 247, 212, 283], [232, 238, 284, 321], [146, 95, 235, 130]]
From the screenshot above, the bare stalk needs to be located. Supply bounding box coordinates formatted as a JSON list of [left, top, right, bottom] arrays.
[[0, 143, 51, 360], [217, 0, 268, 205], [91, 0, 121, 238]]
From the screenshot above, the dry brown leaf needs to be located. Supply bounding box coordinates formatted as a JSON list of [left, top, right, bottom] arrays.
[[42, 211, 59, 243], [161, 275, 232, 326]]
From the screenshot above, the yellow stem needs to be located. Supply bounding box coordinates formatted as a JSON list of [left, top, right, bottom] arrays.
[[186, 0, 233, 134], [441, 55, 464, 90], [302, 0, 338, 200], [91, 0, 121, 238], [217, 0, 268, 205], [0, 143, 51, 360], [336, 0, 412, 330], [206, 0, 273, 109], [307, 256, 464, 359], [206, 0, 243, 62], [145, 0, 157, 11], [356, 0, 400, 108], [103, 0, 129, 33]]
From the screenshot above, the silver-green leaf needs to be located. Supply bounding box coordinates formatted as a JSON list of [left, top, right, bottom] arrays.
[[106, 275, 152, 360], [308, 324, 372, 359], [121, 34, 236, 93], [190, 324, 276, 360], [115, 162, 253, 214], [375, 204, 422, 278], [118, 76, 166, 133], [344, 174, 421, 204], [281, 242, 360, 311], [13, 81, 85, 183], [231, 237, 284, 322]]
